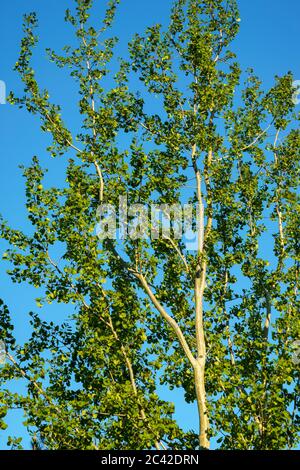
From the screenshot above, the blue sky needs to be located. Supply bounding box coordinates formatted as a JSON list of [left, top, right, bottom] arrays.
[[0, 0, 299, 450]]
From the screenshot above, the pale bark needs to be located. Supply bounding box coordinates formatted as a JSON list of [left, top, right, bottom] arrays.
[[192, 145, 211, 448], [137, 273, 196, 368]]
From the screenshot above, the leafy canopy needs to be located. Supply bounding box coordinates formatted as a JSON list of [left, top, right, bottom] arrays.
[[0, 0, 299, 450]]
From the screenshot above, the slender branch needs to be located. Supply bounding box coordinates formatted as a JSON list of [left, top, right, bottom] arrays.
[[213, 29, 223, 63], [240, 123, 272, 152], [194, 163, 204, 255], [151, 214, 190, 274], [263, 292, 272, 342], [262, 129, 284, 340], [46, 251, 90, 310], [98, 286, 164, 450], [203, 149, 213, 242], [165, 236, 190, 273], [221, 270, 236, 365], [136, 273, 196, 367], [273, 128, 285, 263], [94, 160, 104, 204], [81, 23, 105, 204]]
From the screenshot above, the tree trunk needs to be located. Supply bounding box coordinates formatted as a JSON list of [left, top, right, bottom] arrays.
[[194, 360, 210, 449]]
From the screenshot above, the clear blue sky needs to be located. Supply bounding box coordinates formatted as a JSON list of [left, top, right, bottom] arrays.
[[0, 0, 299, 449]]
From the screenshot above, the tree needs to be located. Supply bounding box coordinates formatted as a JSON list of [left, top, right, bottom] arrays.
[[0, 0, 299, 450]]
